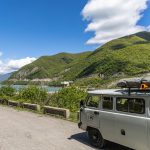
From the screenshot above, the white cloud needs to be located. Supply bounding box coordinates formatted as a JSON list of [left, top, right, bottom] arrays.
[[0, 52, 3, 57], [82, 0, 149, 45], [148, 25, 150, 31], [0, 57, 36, 74]]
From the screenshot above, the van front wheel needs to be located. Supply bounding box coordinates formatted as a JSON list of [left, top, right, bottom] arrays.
[[88, 129, 105, 148]]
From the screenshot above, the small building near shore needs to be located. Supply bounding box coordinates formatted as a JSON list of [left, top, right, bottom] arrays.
[[61, 81, 73, 87]]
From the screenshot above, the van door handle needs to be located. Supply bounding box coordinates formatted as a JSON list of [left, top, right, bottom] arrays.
[[94, 111, 99, 115], [121, 129, 126, 136]]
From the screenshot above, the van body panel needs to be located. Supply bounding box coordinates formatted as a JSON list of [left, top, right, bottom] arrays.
[[79, 108, 88, 130], [148, 119, 150, 150], [99, 111, 116, 142], [147, 100, 150, 150], [84, 108, 100, 129], [115, 112, 147, 150]]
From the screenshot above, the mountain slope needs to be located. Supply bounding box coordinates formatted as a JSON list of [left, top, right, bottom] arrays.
[[10, 52, 92, 80], [0, 73, 13, 82], [61, 31, 150, 80], [9, 31, 150, 84]]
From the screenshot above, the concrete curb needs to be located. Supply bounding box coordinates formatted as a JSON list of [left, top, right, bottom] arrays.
[[0, 98, 8, 105], [22, 103, 41, 111], [0, 98, 72, 120], [43, 106, 70, 119], [8, 100, 21, 107], [0, 99, 5, 104]]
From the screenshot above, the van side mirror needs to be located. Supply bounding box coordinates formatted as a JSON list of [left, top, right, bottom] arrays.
[[80, 100, 85, 107]]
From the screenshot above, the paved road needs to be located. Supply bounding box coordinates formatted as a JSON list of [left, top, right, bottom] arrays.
[[0, 106, 132, 150]]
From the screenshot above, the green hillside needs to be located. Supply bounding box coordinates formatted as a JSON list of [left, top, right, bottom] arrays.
[[8, 31, 150, 87], [58, 31, 150, 80], [74, 32, 150, 78], [10, 52, 92, 80]]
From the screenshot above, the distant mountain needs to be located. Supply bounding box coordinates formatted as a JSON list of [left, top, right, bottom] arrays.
[[9, 52, 92, 80], [0, 72, 13, 82], [8, 31, 150, 86]]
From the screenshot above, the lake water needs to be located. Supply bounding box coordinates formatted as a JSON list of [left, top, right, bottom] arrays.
[[0, 85, 61, 93]]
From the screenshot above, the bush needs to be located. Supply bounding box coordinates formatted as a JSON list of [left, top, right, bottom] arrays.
[[49, 86, 87, 112], [0, 86, 16, 97], [75, 77, 102, 87], [18, 86, 48, 105]]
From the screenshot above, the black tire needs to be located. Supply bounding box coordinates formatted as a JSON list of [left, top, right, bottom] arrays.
[[88, 128, 105, 148]]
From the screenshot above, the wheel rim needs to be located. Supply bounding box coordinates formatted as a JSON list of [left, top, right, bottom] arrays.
[[91, 131, 101, 144]]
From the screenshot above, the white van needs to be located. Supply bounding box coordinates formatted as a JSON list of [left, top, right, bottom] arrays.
[[78, 88, 150, 150]]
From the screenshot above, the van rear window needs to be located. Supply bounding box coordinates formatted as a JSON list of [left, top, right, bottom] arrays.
[[116, 98, 145, 114]]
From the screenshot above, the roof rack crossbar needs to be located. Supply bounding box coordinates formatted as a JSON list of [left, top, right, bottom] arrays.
[[124, 87, 150, 95]]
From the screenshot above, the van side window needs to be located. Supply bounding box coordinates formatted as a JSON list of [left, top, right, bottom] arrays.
[[86, 96, 100, 108], [129, 99, 145, 114], [116, 98, 145, 114], [116, 98, 128, 112], [102, 97, 113, 110]]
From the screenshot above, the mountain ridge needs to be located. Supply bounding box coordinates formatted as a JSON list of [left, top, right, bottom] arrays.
[[7, 31, 150, 87]]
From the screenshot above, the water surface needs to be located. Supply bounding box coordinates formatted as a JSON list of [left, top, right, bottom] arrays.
[[0, 85, 61, 93]]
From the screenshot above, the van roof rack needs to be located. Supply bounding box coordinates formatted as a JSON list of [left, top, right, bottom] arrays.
[[121, 87, 150, 96], [117, 77, 150, 95], [126, 87, 150, 96]]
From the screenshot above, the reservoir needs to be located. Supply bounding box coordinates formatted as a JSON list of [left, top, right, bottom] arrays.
[[0, 85, 61, 93]]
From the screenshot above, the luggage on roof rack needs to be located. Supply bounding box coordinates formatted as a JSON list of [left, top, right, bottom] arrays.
[[141, 77, 150, 87], [117, 77, 150, 89], [117, 78, 142, 88]]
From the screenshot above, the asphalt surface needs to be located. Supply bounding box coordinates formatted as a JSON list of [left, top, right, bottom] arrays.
[[0, 106, 132, 150]]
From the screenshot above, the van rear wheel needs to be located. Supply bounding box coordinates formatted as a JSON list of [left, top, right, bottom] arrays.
[[88, 128, 105, 148]]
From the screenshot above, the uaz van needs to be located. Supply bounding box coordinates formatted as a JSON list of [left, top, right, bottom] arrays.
[[78, 86, 150, 150]]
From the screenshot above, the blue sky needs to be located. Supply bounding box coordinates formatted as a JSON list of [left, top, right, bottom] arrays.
[[0, 0, 92, 60], [0, 0, 150, 74], [139, 1, 150, 26]]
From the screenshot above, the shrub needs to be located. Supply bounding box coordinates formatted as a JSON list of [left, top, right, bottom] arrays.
[[49, 86, 87, 112], [75, 77, 102, 87], [0, 86, 16, 97], [18, 86, 48, 105]]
